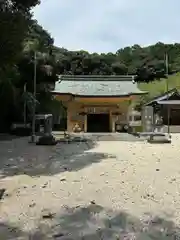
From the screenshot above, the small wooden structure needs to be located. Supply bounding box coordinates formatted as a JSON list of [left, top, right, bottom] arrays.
[[145, 88, 180, 126]]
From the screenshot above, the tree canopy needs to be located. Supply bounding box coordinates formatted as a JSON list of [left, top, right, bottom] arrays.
[[0, 1, 58, 131], [53, 42, 180, 82], [0, 0, 40, 68]]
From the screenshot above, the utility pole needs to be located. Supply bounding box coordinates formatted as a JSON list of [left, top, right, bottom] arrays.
[[165, 53, 170, 136], [23, 83, 27, 126], [31, 51, 37, 143], [165, 53, 169, 91]]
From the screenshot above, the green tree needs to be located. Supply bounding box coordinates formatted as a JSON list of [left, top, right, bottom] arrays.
[[0, 18, 58, 131], [0, 0, 39, 68], [111, 62, 128, 75]]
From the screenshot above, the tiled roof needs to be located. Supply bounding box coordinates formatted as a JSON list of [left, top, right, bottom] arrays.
[[52, 75, 147, 97]]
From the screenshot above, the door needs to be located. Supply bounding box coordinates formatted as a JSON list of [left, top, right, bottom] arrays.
[[87, 114, 110, 132]]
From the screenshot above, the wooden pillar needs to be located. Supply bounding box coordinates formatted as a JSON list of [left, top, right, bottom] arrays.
[[67, 106, 71, 132], [111, 114, 116, 132], [84, 115, 87, 132], [127, 99, 132, 124], [112, 118, 116, 132], [109, 110, 114, 132]]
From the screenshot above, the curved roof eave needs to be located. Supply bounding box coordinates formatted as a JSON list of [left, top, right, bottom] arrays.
[[52, 91, 148, 98]]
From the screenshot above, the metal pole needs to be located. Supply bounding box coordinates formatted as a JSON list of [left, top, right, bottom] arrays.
[[23, 83, 27, 126], [165, 53, 169, 92], [31, 51, 37, 143], [165, 53, 170, 136]]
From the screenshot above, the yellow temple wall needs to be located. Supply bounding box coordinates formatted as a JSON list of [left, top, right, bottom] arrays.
[[54, 94, 136, 132]]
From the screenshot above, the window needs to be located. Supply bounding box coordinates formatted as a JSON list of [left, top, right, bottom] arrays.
[[129, 115, 141, 121], [134, 115, 141, 121]]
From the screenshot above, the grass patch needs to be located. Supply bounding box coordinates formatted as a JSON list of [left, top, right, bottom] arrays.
[[138, 73, 180, 100], [133, 73, 180, 109]]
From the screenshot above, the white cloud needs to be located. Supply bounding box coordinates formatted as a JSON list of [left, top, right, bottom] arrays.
[[33, 0, 180, 53]]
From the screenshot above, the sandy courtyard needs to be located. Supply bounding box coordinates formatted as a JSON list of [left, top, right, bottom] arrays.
[[0, 134, 180, 239]]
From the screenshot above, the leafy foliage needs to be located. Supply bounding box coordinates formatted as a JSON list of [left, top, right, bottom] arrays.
[[0, 1, 58, 131], [53, 42, 180, 82], [0, 0, 39, 68]]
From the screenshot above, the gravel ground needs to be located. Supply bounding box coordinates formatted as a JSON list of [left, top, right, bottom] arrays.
[[0, 134, 180, 239]]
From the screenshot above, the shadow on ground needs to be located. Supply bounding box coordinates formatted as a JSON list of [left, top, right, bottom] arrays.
[[0, 137, 115, 178], [71, 132, 145, 142], [47, 204, 180, 239], [0, 134, 20, 141], [1, 204, 180, 239]]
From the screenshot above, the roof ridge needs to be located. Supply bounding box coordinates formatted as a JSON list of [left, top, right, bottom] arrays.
[[145, 88, 178, 106], [58, 75, 135, 81]]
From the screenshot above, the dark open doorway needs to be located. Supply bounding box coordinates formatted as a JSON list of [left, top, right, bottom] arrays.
[[87, 114, 110, 132]]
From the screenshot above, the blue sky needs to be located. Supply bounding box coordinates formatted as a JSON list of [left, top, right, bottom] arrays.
[[33, 0, 180, 53]]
